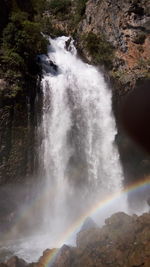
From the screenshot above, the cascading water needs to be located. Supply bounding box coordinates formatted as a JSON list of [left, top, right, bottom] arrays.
[[0, 36, 127, 263], [39, 36, 125, 241]]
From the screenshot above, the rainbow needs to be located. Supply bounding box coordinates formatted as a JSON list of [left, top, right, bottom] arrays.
[[41, 176, 150, 266]]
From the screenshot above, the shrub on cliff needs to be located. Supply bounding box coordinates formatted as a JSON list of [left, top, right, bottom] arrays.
[[76, 0, 88, 17], [85, 32, 114, 69], [40, 16, 67, 37], [70, 0, 88, 28], [47, 0, 71, 15], [31, 0, 46, 14]]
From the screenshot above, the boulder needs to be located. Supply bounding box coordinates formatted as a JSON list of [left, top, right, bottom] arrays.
[[80, 217, 98, 231]]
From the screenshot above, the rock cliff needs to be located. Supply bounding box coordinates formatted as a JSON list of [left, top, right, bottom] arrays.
[[78, 0, 150, 93]]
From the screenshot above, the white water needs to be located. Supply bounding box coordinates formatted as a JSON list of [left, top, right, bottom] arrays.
[[39, 36, 126, 241], [0, 36, 128, 263]]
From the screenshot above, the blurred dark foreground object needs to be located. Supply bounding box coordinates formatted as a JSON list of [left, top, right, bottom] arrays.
[[121, 80, 150, 153]]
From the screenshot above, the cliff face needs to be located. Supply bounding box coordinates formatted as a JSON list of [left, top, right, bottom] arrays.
[[0, 82, 41, 236], [0, 89, 38, 185], [77, 0, 150, 92]]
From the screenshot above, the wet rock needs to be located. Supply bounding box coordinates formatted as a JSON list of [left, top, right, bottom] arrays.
[[49, 61, 58, 72], [32, 246, 75, 267], [65, 38, 72, 51], [1, 212, 150, 267], [0, 248, 14, 263], [52, 245, 73, 267], [105, 211, 133, 226], [80, 217, 98, 231], [6, 256, 27, 267], [34, 248, 58, 267], [73, 212, 150, 266]]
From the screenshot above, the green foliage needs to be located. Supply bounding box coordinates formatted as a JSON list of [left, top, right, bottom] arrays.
[[40, 16, 67, 37], [70, 0, 88, 28], [84, 32, 114, 68], [111, 69, 124, 79], [31, 0, 47, 14], [11, 11, 29, 23], [76, 0, 88, 17], [47, 0, 71, 15], [0, 2, 48, 96], [133, 32, 146, 44], [9, 84, 22, 98], [1, 13, 47, 69], [22, 20, 47, 54], [137, 58, 150, 79], [1, 49, 26, 70]]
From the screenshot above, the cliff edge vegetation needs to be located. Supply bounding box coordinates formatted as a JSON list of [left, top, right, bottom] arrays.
[[0, 0, 48, 99]]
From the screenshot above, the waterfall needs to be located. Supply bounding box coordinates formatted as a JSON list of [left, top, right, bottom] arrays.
[[0, 36, 127, 263], [39, 36, 124, 241]]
